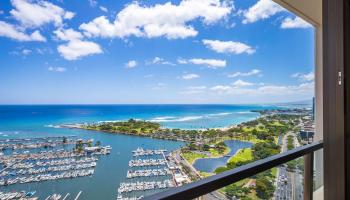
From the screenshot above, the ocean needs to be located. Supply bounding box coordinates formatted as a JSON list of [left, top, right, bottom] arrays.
[[0, 104, 277, 199]]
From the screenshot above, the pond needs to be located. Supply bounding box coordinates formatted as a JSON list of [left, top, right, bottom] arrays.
[[193, 140, 253, 173]]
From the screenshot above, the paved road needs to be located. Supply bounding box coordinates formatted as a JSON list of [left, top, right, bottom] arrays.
[[274, 132, 304, 200], [274, 133, 293, 200]]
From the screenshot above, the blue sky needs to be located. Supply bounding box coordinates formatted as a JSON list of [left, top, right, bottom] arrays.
[[0, 0, 315, 104]]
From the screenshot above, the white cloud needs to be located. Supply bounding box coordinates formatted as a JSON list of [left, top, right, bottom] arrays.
[[99, 6, 108, 13], [57, 40, 102, 60], [281, 17, 312, 29], [210, 81, 314, 96], [177, 58, 188, 64], [291, 72, 314, 82], [48, 66, 66, 72], [228, 69, 261, 78], [54, 28, 103, 60], [80, 0, 233, 39], [182, 73, 200, 80], [147, 57, 175, 66], [54, 28, 83, 41], [242, 0, 284, 24], [210, 85, 232, 92], [10, 0, 75, 28], [125, 60, 137, 68], [232, 79, 254, 87], [22, 49, 31, 55], [202, 39, 255, 54], [0, 21, 46, 41], [179, 58, 226, 69]]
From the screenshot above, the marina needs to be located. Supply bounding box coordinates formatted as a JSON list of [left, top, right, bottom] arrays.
[[117, 148, 189, 200], [0, 136, 111, 199], [126, 168, 171, 179], [0, 190, 84, 200], [0, 104, 257, 199], [128, 159, 167, 167]]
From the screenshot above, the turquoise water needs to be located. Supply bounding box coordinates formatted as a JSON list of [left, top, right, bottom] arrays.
[[0, 105, 273, 199], [193, 140, 253, 173]]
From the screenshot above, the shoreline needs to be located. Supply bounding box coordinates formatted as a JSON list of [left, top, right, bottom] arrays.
[[192, 142, 253, 173], [58, 109, 260, 132]]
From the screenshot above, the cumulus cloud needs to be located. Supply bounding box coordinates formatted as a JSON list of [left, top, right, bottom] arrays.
[[10, 0, 75, 28], [125, 60, 138, 68], [202, 39, 255, 54], [80, 0, 233, 39], [181, 73, 200, 80], [228, 69, 261, 78], [0, 21, 46, 41], [242, 0, 284, 24], [54, 28, 102, 60], [291, 72, 314, 82], [48, 66, 66, 72], [178, 58, 226, 69], [281, 17, 312, 29], [232, 79, 254, 87], [146, 57, 175, 66], [210, 85, 232, 92]]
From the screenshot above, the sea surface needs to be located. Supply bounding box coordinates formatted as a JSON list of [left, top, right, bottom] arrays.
[[0, 104, 276, 199]]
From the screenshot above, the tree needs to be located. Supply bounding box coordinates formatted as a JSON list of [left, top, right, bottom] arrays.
[[225, 184, 251, 199], [188, 143, 197, 150], [252, 142, 280, 161], [96, 141, 101, 146], [256, 174, 275, 199]]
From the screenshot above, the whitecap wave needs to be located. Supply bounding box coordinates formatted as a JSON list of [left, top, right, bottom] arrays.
[[150, 115, 204, 122], [45, 125, 61, 128], [150, 112, 235, 123], [207, 112, 233, 116], [151, 116, 177, 121], [236, 111, 253, 114], [97, 118, 142, 123]]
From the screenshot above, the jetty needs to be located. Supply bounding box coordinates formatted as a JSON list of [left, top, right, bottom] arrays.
[[128, 159, 166, 167], [116, 148, 189, 199], [118, 180, 175, 193]]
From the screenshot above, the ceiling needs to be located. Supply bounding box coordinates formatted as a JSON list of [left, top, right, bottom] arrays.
[[273, 0, 322, 26]]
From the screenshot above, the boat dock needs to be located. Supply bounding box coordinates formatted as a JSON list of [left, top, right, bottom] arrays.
[[126, 168, 171, 178], [128, 159, 167, 167], [117, 147, 184, 200], [0, 136, 110, 199]]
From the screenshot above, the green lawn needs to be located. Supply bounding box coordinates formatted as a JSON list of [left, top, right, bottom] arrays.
[[199, 171, 214, 178], [271, 167, 277, 178], [181, 151, 208, 165], [229, 148, 253, 163], [209, 146, 230, 157]]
